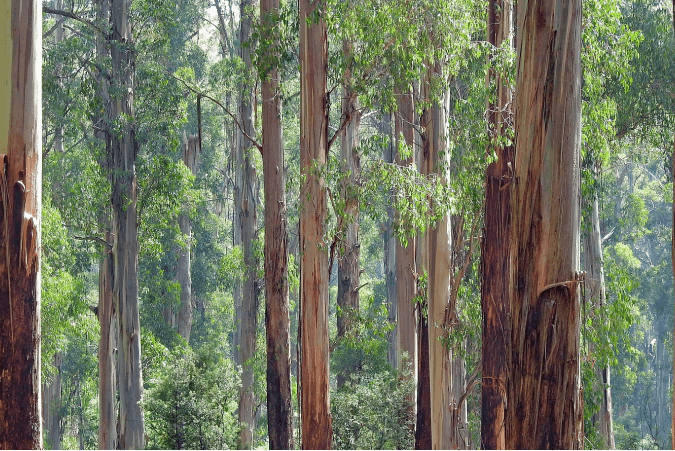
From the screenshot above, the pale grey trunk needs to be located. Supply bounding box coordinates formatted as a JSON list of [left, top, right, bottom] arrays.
[[109, 0, 145, 447], [336, 81, 361, 387], [395, 89, 417, 386], [451, 352, 468, 449], [426, 79, 454, 449], [177, 134, 199, 343], [584, 193, 615, 448], [235, 0, 259, 444]]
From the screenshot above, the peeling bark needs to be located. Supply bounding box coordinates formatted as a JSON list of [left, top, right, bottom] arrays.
[[108, 0, 145, 446], [0, 0, 42, 447], [506, 0, 583, 448]]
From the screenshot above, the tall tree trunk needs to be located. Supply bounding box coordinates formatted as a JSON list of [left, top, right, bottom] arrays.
[[381, 112, 398, 369], [235, 0, 260, 444], [506, 0, 583, 448], [261, 0, 294, 444], [481, 0, 512, 448], [584, 192, 615, 448], [177, 134, 199, 343], [94, 0, 117, 445], [395, 89, 417, 386], [299, 0, 332, 444], [0, 0, 42, 447], [109, 0, 145, 447], [423, 69, 455, 449], [336, 75, 361, 387]]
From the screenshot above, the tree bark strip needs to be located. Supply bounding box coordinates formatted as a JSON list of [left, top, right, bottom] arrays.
[[261, 0, 294, 444], [0, 0, 42, 447], [506, 0, 583, 448], [299, 0, 332, 444]]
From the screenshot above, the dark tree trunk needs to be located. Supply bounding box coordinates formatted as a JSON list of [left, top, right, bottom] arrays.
[[415, 312, 431, 450], [481, 0, 512, 448], [261, 0, 294, 445], [0, 0, 42, 447]]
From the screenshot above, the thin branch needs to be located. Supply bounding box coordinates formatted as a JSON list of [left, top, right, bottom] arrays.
[[43, 5, 103, 35], [72, 234, 112, 249], [169, 73, 263, 154]]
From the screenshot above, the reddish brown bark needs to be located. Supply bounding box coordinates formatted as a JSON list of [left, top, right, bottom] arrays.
[[506, 0, 583, 448], [481, 0, 512, 448], [0, 0, 42, 447], [261, 0, 294, 445], [299, 0, 332, 444]]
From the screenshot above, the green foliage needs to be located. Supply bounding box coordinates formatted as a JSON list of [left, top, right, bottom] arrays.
[[144, 347, 241, 450], [331, 369, 415, 450]]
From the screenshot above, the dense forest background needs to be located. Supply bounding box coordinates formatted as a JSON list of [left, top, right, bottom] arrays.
[[36, 0, 675, 448]]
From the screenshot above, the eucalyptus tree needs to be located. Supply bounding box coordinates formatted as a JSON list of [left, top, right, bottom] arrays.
[[0, 0, 42, 447], [299, 0, 332, 444], [506, 0, 583, 447]]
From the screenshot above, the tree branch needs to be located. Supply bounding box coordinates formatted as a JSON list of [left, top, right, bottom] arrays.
[[169, 73, 263, 154], [42, 5, 103, 35]]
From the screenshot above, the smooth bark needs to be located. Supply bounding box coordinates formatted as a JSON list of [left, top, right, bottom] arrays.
[[0, 0, 42, 447], [395, 89, 417, 385], [336, 77, 361, 387], [261, 0, 294, 445], [299, 0, 332, 444], [584, 193, 615, 448], [507, 0, 583, 447], [43, 353, 62, 450], [177, 134, 199, 343], [425, 73, 455, 450]]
